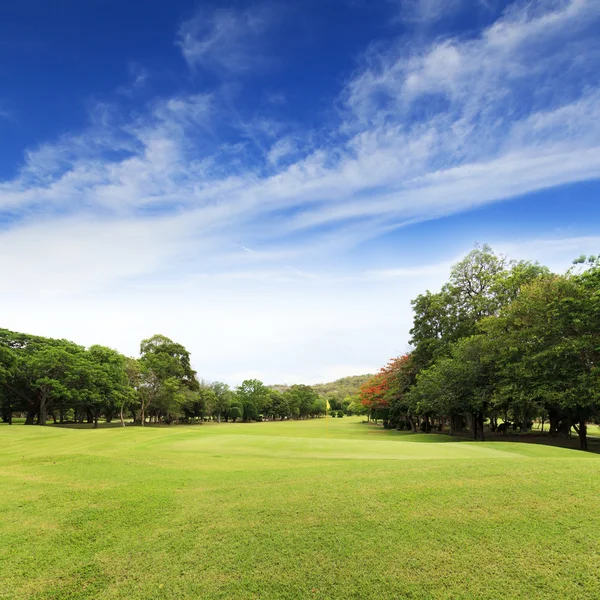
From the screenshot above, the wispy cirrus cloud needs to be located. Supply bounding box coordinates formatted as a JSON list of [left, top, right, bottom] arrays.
[[1, 0, 598, 256], [177, 5, 279, 75], [0, 101, 14, 121], [396, 0, 462, 23]]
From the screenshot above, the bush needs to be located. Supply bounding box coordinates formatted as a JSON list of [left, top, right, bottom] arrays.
[[336, 410, 344, 418], [229, 406, 243, 422]]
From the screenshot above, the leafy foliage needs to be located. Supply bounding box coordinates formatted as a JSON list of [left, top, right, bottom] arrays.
[[375, 248, 600, 450]]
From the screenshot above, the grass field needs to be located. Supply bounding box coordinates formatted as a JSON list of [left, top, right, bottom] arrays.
[[1, 417, 600, 599]]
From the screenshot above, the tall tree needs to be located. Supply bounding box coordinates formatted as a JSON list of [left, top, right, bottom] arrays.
[[138, 334, 198, 425], [210, 382, 233, 422], [236, 379, 270, 422]]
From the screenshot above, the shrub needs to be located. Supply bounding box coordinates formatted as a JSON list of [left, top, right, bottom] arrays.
[[336, 410, 344, 418], [229, 406, 243, 422]]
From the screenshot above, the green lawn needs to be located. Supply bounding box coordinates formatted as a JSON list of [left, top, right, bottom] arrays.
[[1, 417, 600, 599]]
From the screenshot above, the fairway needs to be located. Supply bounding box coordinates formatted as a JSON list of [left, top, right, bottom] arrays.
[[2, 418, 600, 600]]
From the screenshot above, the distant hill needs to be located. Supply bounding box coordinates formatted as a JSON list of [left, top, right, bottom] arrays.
[[269, 374, 373, 401]]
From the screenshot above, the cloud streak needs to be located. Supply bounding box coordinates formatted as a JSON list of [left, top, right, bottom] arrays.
[[177, 6, 277, 75]]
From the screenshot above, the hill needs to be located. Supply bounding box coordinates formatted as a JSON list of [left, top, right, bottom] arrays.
[[269, 374, 372, 401]]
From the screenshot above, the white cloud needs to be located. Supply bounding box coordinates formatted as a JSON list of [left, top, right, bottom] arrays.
[[397, 0, 462, 23], [0, 104, 12, 120], [177, 6, 276, 74]]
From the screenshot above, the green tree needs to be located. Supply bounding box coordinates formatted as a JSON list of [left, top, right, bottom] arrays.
[[210, 381, 232, 422], [267, 389, 289, 420], [139, 334, 198, 425], [285, 384, 319, 419], [71, 345, 133, 429], [483, 273, 600, 450], [410, 245, 547, 370], [236, 379, 270, 422]]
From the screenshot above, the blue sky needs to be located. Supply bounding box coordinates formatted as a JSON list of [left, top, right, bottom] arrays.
[[1, 0, 599, 384]]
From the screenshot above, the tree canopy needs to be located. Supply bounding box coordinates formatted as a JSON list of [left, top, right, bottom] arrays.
[[367, 247, 600, 450]]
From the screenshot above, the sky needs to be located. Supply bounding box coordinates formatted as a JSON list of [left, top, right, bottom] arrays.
[[1, 0, 599, 385]]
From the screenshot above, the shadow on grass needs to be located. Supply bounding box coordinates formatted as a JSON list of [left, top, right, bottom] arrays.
[[360, 421, 600, 453]]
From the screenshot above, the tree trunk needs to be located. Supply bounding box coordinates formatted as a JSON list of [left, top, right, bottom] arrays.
[[477, 413, 485, 441], [140, 404, 145, 427], [490, 415, 497, 432], [120, 406, 126, 427], [94, 410, 99, 429], [449, 414, 462, 436], [549, 411, 559, 435], [575, 421, 588, 451], [25, 405, 36, 425], [467, 413, 476, 439], [409, 416, 417, 433], [38, 393, 48, 426]]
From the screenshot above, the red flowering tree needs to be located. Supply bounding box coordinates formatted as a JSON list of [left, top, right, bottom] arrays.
[[359, 372, 389, 421], [361, 354, 416, 425]]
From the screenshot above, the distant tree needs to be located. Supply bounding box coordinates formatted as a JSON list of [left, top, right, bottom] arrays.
[[359, 374, 389, 423], [73, 345, 133, 429], [236, 379, 270, 422], [285, 385, 319, 419], [229, 402, 243, 423], [210, 382, 232, 422], [268, 389, 289, 420]]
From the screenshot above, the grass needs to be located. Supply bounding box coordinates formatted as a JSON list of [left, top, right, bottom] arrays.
[[1, 417, 600, 599]]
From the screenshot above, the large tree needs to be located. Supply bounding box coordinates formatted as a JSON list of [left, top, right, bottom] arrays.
[[483, 271, 600, 450], [138, 334, 198, 425], [236, 379, 270, 422], [410, 245, 548, 370]]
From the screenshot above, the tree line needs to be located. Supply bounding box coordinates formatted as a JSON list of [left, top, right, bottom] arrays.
[[0, 332, 350, 427], [359, 246, 600, 450]]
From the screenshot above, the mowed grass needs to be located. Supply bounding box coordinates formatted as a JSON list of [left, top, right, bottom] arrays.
[[1, 418, 600, 600]]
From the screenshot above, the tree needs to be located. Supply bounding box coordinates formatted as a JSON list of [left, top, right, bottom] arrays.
[[210, 382, 232, 422], [482, 273, 600, 450], [236, 379, 270, 422], [410, 246, 547, 370], [359, 373, 389, 423], [59, 345, 129, 429], [185, 385, 216, 422], [229, 402, 243, 423], [284, 385, 319, 419], [138, 334, 198, 425], [25, 343, 82, 426], [123, 357, 142, 426], [267, 389, 289, 420], [0, 343, 20, 424]]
